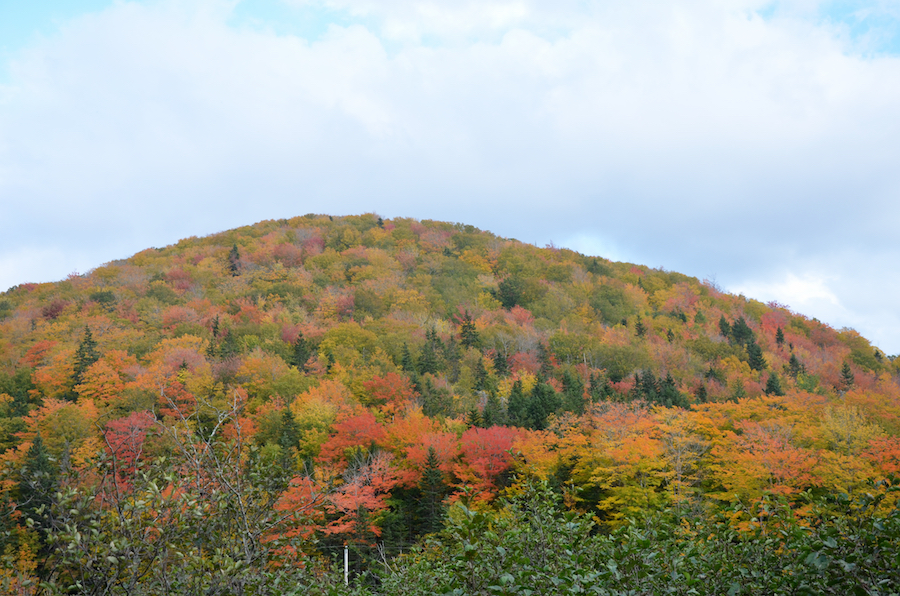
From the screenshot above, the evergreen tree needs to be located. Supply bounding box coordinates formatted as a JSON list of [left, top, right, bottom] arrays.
[[658, 373, 686, 407], [765, 372, 785, 396], [747, 341, 767, 371], [493, 276, 524, 310], [465, 408, 482, 429], [418, 329, 442, 375], [418, 447, 446, 535], [526, 383, 561, 430], [442, 336, 461, 383], [561, 370, 585, 415], [493, 349, 510, 377], [400, 343, 416, 374], [473, 357, 489, 391], [290, 332, 311, 370], [635, 316, 647, 338], [775, 327, 785, 347], [536, 343, 554, 379], [507, 380, 528, 427], [695, 383, 708, 403], [70, 326, 100, 400], [218, 329, 240, 359], [841, 361, 855, 389], [228, 243, 241, 276], [17, 434, 57, 568], [718, 316, 731, 338], [482, 392, 505, 427], [458, 310, 480, 349], [787, 353, 803, 379], [731, 317, 755, 346], [666, 328, 675, 343]]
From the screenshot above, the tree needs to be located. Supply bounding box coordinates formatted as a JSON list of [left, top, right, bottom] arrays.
[[731, 317, 754, 346], [507, 380, 528, 427], [526, 382, 561, 431], [787, 353, 803, 379], [635, 317, 647, 338], [718, 316, 731, 338], [775, 327, 785, 347], [482, 392, 505, 427], [417, 447, 447, 535], [458, 310, 480, 349], [765, 372, 784, 396], [228, 243, 241, 275], [493, 276, 524, 310], [290, 331, 312, 370], [747, 341, 766, 371], [493, 350, 509, 377], [841, 361, 855, 389], [16, 434, 58, 570], [70, 326, 100, 400]]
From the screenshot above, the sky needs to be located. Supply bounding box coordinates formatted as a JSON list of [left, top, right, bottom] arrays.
[[1, 0, 899, 353]]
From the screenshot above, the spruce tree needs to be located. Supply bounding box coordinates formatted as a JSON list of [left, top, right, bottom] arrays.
[[458, 310, 480, 349], [765, 373, 785, 396], [482, 392, 505, 426], [507, 380, 528, 427], [228, 243, 241, 276], [418, 447, 446, 535], [561, 370, 585, 415], [526, 383, 561, 430], [400, 343, 416, 374], [731, 317, 754, 346], [775, 327, 785, 347], [70, 326, 100, 400], [747, 341, 767, 371], [788, 353, 803, 379], [290, 332, 311, 370], [473, 357, 489, 391], [635, 316, 647, 338], [718, 316, 731, 338], [493, 349, 510, 377], [17, 434, 57, 567], [841, 361, 855, 389]]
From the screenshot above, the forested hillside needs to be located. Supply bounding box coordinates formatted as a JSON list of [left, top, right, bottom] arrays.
[[1, 214, 898, 594]]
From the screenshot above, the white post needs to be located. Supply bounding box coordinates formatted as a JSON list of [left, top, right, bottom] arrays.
[[344, 545, 349, 586]]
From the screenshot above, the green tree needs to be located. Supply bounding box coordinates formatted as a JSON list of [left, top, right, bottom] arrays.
[[70, 326, 100, 400], [228, 243, 241, 276], [290, 331, 312, 370], [507, 380, 528, 427], [747, 341, 766, 371], [765, 372, 785, 396], [775, 326, 785, 347], [418, 447, 447, 536], [841, 361, 855, 389], [458, 310, 480, 349]]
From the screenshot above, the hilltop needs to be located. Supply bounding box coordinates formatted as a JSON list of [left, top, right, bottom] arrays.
[[0, 213, 898, 593]]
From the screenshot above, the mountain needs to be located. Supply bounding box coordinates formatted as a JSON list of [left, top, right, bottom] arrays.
[[0, 213, 898, 593]]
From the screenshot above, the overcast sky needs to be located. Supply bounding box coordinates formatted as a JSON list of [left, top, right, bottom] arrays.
[[1, 0, 899, 353]]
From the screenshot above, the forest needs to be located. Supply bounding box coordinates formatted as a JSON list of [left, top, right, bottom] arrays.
[[0, 213, 898, 595]]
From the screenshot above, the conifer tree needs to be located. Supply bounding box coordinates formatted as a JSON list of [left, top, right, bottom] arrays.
[[718, 315, 731, 338], [775, 327, 785, 347], [17, 434, 57, 568], [482, 392, 505, 427], [493, 350, 510, 377], [290, 332, 311, 370], [788, 353, 803, 379], [666, 329, 675, 343], [474, 357, 489, 391], [561, 370, 585, 415], [765, 372, 785, 396], [400, 343, 416, 374], [458, 310, 480, 349], [695, 383, 708, 403], [418, 447, 446, 535], [841, 361, 855, 389], [526, 383, 561, 430], [536, 343, 554, 379], [228, 243, 241, 276], [635, 316, 647, 338], [507, 380, 528, 427], [465, 408, 482, 429], [731, 317, 754, 346], [747, 341, 767, 371], [70, 326, 100, 400]]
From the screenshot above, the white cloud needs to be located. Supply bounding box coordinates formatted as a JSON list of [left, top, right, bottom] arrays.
[[1, 0, 899, 351]]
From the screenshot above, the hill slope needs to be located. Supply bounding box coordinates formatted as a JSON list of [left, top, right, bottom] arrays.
[[0, 213, 898, 591]]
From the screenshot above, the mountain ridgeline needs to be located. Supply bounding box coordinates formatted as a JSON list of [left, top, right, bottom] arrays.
[[0, 214, 898, 594]]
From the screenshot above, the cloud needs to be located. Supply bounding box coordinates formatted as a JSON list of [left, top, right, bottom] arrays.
[[1, 0, 899, 351]]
